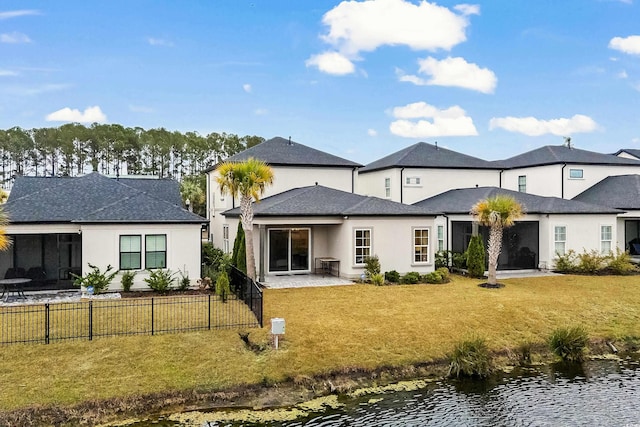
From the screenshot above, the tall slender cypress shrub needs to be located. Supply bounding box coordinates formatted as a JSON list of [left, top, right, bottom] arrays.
[[467, 235, 486, 278]]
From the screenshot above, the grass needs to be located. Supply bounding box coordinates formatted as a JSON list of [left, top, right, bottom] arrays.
[[0, 274, 639, 413]]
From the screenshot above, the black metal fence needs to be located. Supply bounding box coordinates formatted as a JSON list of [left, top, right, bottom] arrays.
[[0, 290, 263, 345], [228, 266, 263, 328]]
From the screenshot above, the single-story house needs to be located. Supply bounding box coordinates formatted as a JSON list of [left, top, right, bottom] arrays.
[[1, 173, 207, 291], [413, 187, 621, 270], [222, 184, 439, 280]]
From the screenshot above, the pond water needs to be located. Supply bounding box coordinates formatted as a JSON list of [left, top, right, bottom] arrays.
[[131, 355, 640, 426]]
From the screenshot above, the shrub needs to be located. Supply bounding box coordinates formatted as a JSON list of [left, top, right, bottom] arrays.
[[384, 270, 400, 283], [451, 251, 467, 269], [72, 263, 118, 295], [466, 235, 486, 278], [606, 249, 638, 275], [370, 273, 385, 286], [423, 271, 443, 284], [554, 249, 577, 272], [363, 255, 381, 279], [232, 223, 246, 274], [177, 271, 191, 291], [216, 271, 231, 302], [448, 336, 493, 378], [120, 270, 136, 292], [437, 267, 451, 282], [202, 243, 228, 272], [144, 269, 176, 292], [435, 250, 450, 269], [576, 250, 606, 274], [400, 271, 420, 284], [549, 326, 589, 362]]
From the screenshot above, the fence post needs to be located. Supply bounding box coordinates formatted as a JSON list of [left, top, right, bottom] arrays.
[[88, 301, 93, 341], [208, 294, 211, 330], [45, 304, 50, 345], [151, 298, 154, 336]]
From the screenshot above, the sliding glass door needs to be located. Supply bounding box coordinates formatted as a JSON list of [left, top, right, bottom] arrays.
[[268, 228, 310, 273]]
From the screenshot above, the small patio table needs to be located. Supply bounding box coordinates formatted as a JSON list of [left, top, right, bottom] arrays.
[[0, 278, 32, 302]]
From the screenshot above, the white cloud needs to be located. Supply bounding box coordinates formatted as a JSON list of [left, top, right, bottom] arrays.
[[389, 101, 478, 138], [367, 128, 377, 137], [45, 106, 107, 123], [308, 0, 477, 74], [306, 51, 355, 75], [488, 114, 598, 136], [0, 31, 31, 43], [0, 10, 40, 20], [618, 70, 628, 79], [243, 83, 252, 93], [609, 35, 640, 55], [0, 69, 17, 76], [147, 37, 174, 47], [398, 56, 497, 93]]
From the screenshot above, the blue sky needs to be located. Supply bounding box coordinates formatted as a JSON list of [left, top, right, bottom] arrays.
[[1, 0, 639, 163]]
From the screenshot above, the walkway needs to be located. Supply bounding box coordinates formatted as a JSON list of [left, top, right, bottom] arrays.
[[261, 274, 354, 289], [496, 269, 561, 279]]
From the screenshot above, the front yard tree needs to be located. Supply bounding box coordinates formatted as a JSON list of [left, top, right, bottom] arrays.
[[470, 195, 523, 286], [216, 158, 274, 280]]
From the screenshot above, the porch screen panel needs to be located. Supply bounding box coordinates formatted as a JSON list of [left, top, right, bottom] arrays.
[[145, 235, 167, 269], [290, 229, 309, 271], [269, 230, 289, 272], [120, 235, 141, 270]]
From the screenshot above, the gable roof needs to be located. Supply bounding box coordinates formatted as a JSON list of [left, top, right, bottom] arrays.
[[359, 142, 498, 173], [206, 137, 362, 171], [5, 173, 206, 224], [615, 148, 640, 160], [496, 145, 640, 169], [573, 174, 640, 210], [223, 185, 438, 217], [413, 186, 621, 215]]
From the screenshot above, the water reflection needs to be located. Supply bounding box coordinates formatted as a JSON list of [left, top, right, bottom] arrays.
[[131, 356, 640, 426]]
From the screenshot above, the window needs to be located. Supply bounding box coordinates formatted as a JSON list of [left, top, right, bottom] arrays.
[[223, 224, 230, 254], [601, 225, 612, 254], [384, 178, 391, 198], [354, 229, 372, 264], [554, 226, 566, 255], [414, 228, 430, 263], [569, 169, 584, 179], [145, 234, 167, 269], [437, 225, 444, 252], [518, 175, 526, 193], [405, 176, 421, 186], [120, 235, 141, 270]]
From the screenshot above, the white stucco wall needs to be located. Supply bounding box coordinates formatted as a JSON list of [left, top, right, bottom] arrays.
[[357, 168, 500, 204], [502, 164, 640, 199], [80, 223, 202, 291]]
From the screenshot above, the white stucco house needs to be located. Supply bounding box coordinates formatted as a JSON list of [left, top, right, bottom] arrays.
[[1, 173, 207, 291]]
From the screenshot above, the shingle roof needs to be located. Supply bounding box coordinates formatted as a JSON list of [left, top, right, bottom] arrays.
[[573, 174, 640, 210], [615, 149, 640, 159], [206, 137, 362, 171], [359, 142, 498, 173], [413, 187, 621, 215], [5, 173, 206, 224], [223, 185, 438, 217], [495, 145, 640, 169]]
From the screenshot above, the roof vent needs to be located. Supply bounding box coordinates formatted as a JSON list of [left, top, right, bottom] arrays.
[[288, 136, 293, 146], [435, 141, 438, 150]]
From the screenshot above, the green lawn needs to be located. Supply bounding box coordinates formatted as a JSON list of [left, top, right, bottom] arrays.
[[0, 274, 639, 412]]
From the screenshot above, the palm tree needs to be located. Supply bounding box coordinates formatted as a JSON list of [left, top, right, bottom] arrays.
[[470, 195, 524, 286], [180, 177, 205, 213], [216, 158, 274, 280], [0, 207, 11, 251]]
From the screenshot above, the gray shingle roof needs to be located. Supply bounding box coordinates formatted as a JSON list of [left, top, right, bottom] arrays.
[[615, 149, 640, 159], [413, 187, 621, 215], [5, 173, 206, 224], [359, 142, 498, 173], [223, 185, 438, 217], [495, 145, 640, 169], [573, 174, 640, 210], [206, 137, 362, 171]]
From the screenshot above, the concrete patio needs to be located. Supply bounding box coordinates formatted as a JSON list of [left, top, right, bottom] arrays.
[[260, 274, 355, 289]]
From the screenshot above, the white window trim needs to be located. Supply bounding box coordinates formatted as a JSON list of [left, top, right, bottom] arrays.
[[412, 227, 431, 265], [353, 228, 372, 266], [569, 168, 584, 180], [222, 224, 230, 254], [384, 177, 391, 199], [518, 175, 526, 193], [554, 225, 567, 256], [600, 224, 613, 254], [404, 176, 422, 187], [437, 225, 444, 252]]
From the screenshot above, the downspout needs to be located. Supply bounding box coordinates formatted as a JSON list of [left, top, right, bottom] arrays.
[[561, 163, 567, 199], [352, 167, 357, 193], [400, 167, 405, 204], [499, 169, 504, 188]]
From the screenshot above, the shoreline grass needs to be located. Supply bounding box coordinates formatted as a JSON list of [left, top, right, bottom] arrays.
[[0, 274, 639, 417]]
